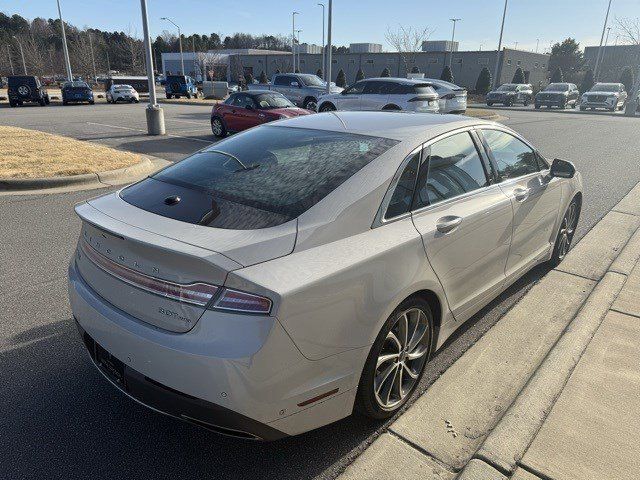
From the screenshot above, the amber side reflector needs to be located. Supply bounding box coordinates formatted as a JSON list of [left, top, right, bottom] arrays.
[[297, 388, 339, 407]]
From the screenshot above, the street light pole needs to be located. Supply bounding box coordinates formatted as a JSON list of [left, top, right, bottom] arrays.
[[141, 0, 165, 135], [56, 0, 73, 81], [161, 17, 184, 74], [326, 0, 332, 94], [535, 38, 540, 53], [296, 29, 303, 72], [12, 36, 27, 75], [492, 0, 508, 88], [292, 11, 298, 73], [7, 46, 14, 75], [318, 3, 325, 80], [448, 18, 461, 67], [87, 30, 97, 82], [593, 0, 612, 82]]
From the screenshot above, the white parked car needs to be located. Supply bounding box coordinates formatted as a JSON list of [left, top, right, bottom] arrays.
[[580, 82, 627, 111], [317, 77, 440, 113], [69, 112, 582, 440], [423, 78, 467, 113], [106, 84, 140, 104]]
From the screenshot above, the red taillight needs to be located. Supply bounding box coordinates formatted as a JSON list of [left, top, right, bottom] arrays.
[[80, 241, 219, 307], [212, 288, 272, 314]]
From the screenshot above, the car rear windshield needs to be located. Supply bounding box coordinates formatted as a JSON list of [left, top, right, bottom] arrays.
[[413, 84, 437, 95], [167, 75, 186, 84], [124, 126, 398, 229], [497, 85, 518, 91], [298, 74, 324, 87], [8, 76, 37, 87]]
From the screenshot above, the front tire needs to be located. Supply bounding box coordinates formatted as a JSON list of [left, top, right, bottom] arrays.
[[211, 116, 227, 138], [356, 297, 435, 419], [549, 197, 580, 267], [303, 97, 318, 111]]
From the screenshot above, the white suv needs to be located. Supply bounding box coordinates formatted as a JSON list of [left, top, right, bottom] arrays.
[[317, 77, 439, 113], [106, 84, 140, 104]]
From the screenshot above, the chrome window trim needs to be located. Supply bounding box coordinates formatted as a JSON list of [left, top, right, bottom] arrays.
[[411, 182, 506, 218]]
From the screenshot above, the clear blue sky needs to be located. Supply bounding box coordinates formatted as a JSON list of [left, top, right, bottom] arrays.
[[2, 0, 638, 52]]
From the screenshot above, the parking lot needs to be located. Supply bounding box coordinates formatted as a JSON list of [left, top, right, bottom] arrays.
[[2, 102, 640, 479]]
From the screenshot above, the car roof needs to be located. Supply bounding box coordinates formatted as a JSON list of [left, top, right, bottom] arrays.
[[271, 111, 491, 142], [364, 77, 433, 85], [594, 82, 621, 86]]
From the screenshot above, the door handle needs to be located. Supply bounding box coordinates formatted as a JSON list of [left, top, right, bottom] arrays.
[[513, 187, 531, 202], [436, 216, 463, 234]]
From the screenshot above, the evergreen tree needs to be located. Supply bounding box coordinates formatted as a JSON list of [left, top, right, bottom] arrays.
[[475, 67, 492, 94], [620, 66, 634, 93], [512, 67, 525, 84], [550, 67, 564, 83], [245, 72, 254, 85], [316, 68, 323, 77], [440, 65, 454, 83], [335, 69, 346, 88], [275, 68, 281, 74], [258, 70, 268, 83], [355, 68, 365, 81], [580, 69, 594, 93], [380, 67, 391, 77], [410, 66, 420, 74], [295, 68, 300, 73]]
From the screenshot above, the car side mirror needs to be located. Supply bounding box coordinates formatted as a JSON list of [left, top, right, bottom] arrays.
[[550, 158, 576, 179], [290, 81, 299, 87]]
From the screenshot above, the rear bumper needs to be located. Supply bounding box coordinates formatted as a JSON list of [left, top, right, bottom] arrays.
[[68, 260, 361, 438]]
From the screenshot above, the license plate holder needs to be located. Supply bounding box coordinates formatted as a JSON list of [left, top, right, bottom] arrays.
[[95, 342, 125, 385]]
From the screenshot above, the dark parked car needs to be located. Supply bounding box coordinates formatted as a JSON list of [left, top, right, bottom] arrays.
[[165, 75, 198, 99], [210, 90, 313, 137], [62, 81, 95, 105], [535, 83, 579, 109], [486, 83, 533, 106], [7, 76, 50, 107]]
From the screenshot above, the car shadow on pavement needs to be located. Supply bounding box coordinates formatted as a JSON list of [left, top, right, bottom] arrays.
[[1, 263, 551, 480]]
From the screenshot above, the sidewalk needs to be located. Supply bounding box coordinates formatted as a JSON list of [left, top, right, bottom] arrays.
[[339, 182, 640, 480]]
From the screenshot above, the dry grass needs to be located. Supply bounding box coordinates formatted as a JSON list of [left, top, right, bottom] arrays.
[[0, 126, 143, 178], [463, 108, 501, 119]]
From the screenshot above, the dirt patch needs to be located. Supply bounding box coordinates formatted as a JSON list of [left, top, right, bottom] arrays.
[[464, 108, 503, 119], [0, 126, 143, 178]]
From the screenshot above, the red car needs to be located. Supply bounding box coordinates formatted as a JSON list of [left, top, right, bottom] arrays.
[[211, 90, 313, 138]]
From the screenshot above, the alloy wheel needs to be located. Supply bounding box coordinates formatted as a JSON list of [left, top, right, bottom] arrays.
[[211, 119, 223, 136], [374, 308, 431, 410], [557, 202, 578, 260], [305, 100, 318, 111]]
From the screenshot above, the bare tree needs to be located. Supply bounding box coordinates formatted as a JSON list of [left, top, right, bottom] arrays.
[[121, 26, 144, 74], [385, 25, 434, 75], [195, 51, 225, 80], [70, 32, 94, 79], [616, 17, 640, 45]]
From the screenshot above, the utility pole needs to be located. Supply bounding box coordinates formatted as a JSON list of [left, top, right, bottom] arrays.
[[449, 19, 461, 67], [593, 0, 613, 82], [326, 0, 332, 93], [106, 50, 111, 72], [296, 29, 303, 72], [161, 17, 184, 74], [514, 41, 518, 50], [7, 46, 14, 75], [292, 11, 299, 73], [140, 0, 165, 134], [87, 30, 97, 82], [12, 36, 27, 75], [56, 0, 73, 81], [536, 38, 539, 53], [318, 3, 325, 80], [493, 0, 508, 88]]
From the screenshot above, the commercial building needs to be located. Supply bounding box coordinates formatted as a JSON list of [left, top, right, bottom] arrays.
[[422, 40, 459, 52], [583, 44, 640, 82], [349, 43, 383, 53], [233, 48, 550, 90], [294, 43, 323, 54]]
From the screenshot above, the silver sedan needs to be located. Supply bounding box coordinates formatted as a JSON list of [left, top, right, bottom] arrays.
[[68, 112, 582, 439]]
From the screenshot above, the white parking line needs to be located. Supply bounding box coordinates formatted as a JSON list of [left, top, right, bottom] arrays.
[[86, 122, 213, 143]]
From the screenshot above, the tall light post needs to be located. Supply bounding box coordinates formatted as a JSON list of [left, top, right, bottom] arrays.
[[292, 11, 299, 73], [6, 46, 14, 75], [141, 0, 165, 135], [318, 3, 326, 80], [87, 30, 97, 81], [325, 0, 332, 93], [12, 36, 27, 75], [448, 18, 461, 67], [593, 0, 613, 82], [161, 17, 184, 74], [56, 0, 73, 81], [296, 29, 303, 72], [535, 38, 539, 53], [492, 0, 508, 88], [514, 41, 518, 50]]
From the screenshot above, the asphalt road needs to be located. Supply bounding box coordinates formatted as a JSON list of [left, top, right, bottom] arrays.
[[2, 103, 640, 480]]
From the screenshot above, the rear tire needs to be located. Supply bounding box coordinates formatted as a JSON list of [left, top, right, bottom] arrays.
[[166, 94, 172, 99], [535, 104, 541, 109], [486, 102, 493, 106], [356, 297, 435, 419], [549, 197, 580, 267], [319, 102, 336, 112], [186, 93, 192, 99]]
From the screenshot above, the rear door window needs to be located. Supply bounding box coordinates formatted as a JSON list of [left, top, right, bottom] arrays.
[[122, 126, 399, 229]]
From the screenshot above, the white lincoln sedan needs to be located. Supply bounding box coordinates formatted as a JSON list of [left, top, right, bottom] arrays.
[[69, 112, 582, 440]]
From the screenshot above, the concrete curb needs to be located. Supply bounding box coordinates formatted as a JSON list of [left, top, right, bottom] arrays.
[[0, 157, 160, 193], [338, 182, 640, 480], [468, 103, 640, 119], [158, 98, 220, 107]]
